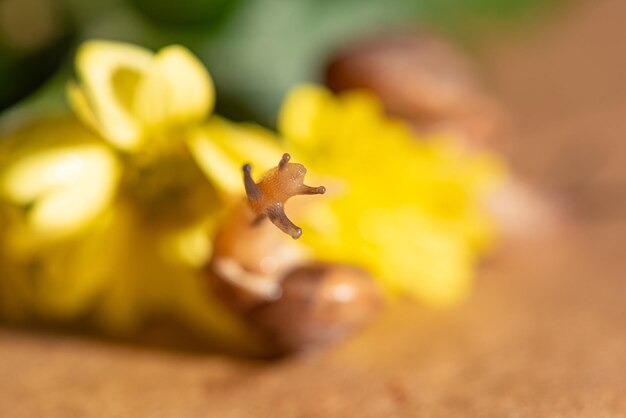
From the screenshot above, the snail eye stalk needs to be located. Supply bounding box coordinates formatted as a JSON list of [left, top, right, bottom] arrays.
[[242, 153, 325, 239]]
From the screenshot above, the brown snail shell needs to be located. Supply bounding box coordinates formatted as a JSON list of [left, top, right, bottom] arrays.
[[209, 259, 382, 354], [247, 263, 383, 353]]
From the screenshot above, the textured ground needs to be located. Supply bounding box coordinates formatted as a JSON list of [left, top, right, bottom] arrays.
[[2, 0, 626, 416]]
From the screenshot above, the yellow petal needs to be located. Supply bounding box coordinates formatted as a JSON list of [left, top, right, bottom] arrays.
[[163, 223, 213, 268], [1, 144, 120, 239], [66, 81, 102, 135], [187, 128, 242, 196], [187, 117, 282, 196], [69, 40, 154, 151], [278, 84, 332, 150], [134, 45, 214, 131], [19, 209, 120, 320]]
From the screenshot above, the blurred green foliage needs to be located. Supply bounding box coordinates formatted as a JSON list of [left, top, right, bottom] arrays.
[[0, 0, 563, 126], [129, 0, 242, 28], [0, 0, 74, 112]]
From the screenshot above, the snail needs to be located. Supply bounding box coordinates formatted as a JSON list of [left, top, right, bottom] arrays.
[[208, 153, 382, 353]]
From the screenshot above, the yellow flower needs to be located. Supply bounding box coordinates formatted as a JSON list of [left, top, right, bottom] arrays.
[[279, 85, 505, 307], [65, 40, 281, 195], [0, 41, 280, 351], [1, 40, 229, 242], [67, 41, 214, 152]]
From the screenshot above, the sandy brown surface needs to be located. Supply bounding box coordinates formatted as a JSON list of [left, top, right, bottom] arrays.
[[2, 0, 626, 416]]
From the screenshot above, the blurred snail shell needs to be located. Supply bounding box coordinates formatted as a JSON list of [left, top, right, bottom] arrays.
[[325, 31, 507, 148]]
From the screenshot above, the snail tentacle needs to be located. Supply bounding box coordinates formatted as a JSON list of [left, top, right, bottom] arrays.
[[243, 163, 262, 201], [266, 204, 303, 239]]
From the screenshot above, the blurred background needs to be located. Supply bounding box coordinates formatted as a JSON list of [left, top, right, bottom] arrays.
[[0, 0, 563, 126], [3, 0, 626, 416]]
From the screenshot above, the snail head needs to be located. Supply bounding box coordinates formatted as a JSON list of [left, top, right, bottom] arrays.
[[243, 153, 326, 239]]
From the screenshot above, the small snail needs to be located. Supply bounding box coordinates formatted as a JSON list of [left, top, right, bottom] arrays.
[[208, 153, 382, 353]]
